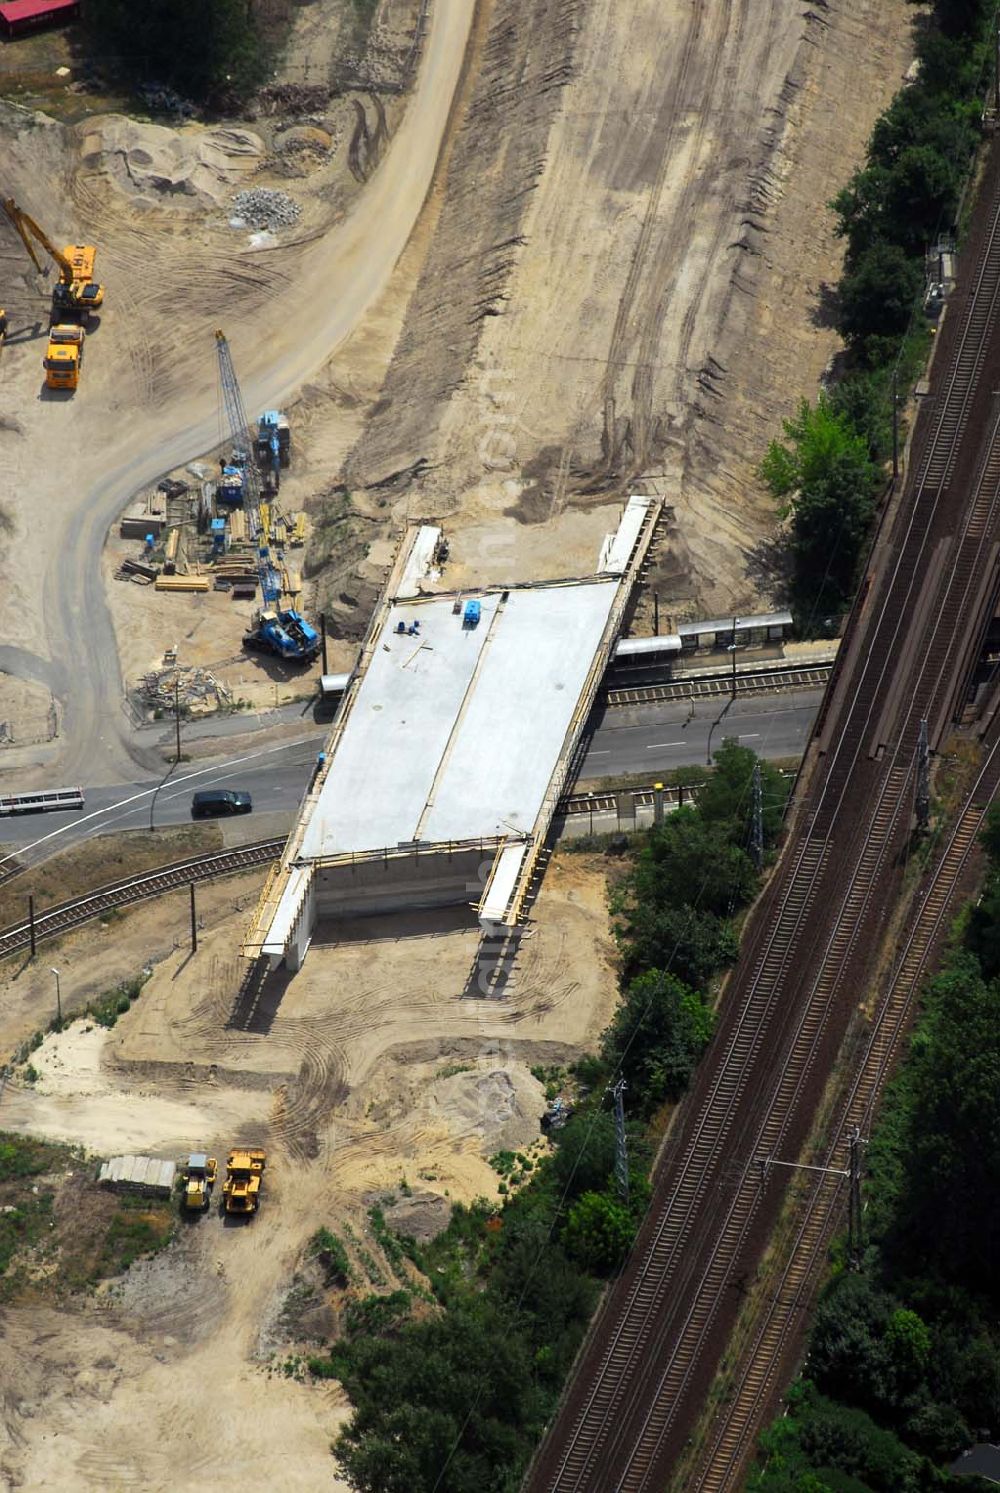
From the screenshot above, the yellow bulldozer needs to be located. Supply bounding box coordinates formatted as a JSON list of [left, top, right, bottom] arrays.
[[183, 1153, 218, 1213], [222, 1148, 266, 1217]]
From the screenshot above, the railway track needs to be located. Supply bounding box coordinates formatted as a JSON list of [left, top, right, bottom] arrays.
[[690, 738, 1000, 1491], [526, 145, 1000, 1493], [0, 839, 283, 961], [604, 663, 831, 708], [0, 779, 683, 959]]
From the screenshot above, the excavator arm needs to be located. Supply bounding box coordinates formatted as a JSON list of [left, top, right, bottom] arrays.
[[1, 197, 75, 285]]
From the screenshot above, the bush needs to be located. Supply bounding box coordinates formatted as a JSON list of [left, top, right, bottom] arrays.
[[310, 1227, 352, 1287], [601, 970, 714, 1114], [838, 243, 924, 360], [562, 1190, 634, 1274]]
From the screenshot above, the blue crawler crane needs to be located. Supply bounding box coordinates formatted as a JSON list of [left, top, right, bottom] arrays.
[[215, 332, 319, 664], [255, 410, 291, 494]]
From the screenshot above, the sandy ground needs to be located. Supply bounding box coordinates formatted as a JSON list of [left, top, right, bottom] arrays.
[[0, 852, 615, 1488], [344, 0, 917, 621]]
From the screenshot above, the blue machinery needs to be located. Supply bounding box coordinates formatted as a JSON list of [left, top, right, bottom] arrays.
[[215, 331, 319, 663]]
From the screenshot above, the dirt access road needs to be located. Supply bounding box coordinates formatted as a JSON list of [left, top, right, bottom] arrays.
[[0, 0, 473, 787]]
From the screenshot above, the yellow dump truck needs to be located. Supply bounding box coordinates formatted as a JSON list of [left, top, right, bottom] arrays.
[[223, 1148, 266, 1216], [183, 1153, 217, 1212], [43, 323, 84, 391]]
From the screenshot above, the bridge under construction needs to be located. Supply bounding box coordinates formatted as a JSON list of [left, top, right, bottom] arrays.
[[243, 496, 660, 970]]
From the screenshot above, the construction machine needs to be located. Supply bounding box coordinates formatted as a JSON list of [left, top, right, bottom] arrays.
[[255, 410, 291, 494], [183, 1153, 218, 1212], [43, 323, 84, 391], [1, 197, 104, 325], [215, 332, 319, 663], [222, 1147, 266, 1216]]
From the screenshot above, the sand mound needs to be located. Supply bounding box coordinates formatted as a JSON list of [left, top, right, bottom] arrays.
[[431, 1065, 545, 1154], [78, 116, 265, 208]]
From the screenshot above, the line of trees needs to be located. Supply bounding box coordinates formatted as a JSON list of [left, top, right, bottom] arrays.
[[309, 742, 786, 1491], [82, 0, 273, 108], [750, 808, 1000, 1492], [762, 0, 995, 630]]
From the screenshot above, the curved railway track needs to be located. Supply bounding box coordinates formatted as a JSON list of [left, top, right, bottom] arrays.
[[526, 150, 1000, 1493], [0, 839, 283, 961]]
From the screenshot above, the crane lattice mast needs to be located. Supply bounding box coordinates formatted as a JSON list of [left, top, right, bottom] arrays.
[[215, 330, 281, 606]]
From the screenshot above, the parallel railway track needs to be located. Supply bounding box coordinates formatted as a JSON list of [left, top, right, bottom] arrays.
[[691, 742, 1000, 1490], [526, 145, 1000, 1493]]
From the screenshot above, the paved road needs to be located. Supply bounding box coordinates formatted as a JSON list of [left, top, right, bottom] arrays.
[[0, 689, 823, 873], [0, 736, 326, 873], [579, 690, 818, 777]]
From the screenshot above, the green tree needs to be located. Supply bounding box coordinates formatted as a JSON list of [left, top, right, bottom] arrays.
[[761, 403, 880, 620], [619, 901, 738, 987], [699, 739, 789, 845], [333, 1297, 543, 1492], [809, 1275, 900, 1414], [838, 243, 925, 355], [826, 369, 894, 465], [890, 953, 1000, 1302], [601, 970, 714, 1112], [796, 1394, 922, 1492], [562, 1191, 634, 1274], [761, 399, 872, 501], [630, 807, 759, 919], [885, 1308, 931, 1389], [550, 1110, 617, 1200], [903, 1401, 971, 1463], [491, 1221, 596, 1378], [84, 0, 269, 105]]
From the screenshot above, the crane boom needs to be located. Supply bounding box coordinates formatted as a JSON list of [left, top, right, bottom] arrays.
[[2, 197, 75, 285], [215, 330, 281, 604], [215, 331, 319, 663]]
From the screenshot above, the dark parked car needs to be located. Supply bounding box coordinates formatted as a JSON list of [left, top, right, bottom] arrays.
[[191, 789, 252, 819]]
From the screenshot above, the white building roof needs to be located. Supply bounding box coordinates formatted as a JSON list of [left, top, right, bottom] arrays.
[[298, 579, 619, 858]]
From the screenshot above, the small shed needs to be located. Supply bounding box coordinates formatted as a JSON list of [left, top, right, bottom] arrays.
[[0, 0, 79, 38], [97, 1154, 176, 1197]]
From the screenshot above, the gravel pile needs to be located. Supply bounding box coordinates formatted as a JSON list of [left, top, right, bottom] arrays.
[[230, 188, 302, 230]]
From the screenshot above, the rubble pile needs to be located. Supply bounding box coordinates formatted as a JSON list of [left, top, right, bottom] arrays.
[[137, 666, 232, 718], [230, 187, 302, 230], [254, 83, 332, 117]]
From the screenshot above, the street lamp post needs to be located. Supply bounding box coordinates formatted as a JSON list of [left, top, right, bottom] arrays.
[[731, 615, 739, 700], [50, 967, 62, 1026], [149, 678, 183, 833]]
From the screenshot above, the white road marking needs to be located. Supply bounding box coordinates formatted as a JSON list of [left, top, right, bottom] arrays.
[[645, 741, 684, 749], [0, 738, 317, 873]]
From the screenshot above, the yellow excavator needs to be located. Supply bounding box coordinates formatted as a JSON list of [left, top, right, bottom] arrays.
[[1, 197, 104, 391]]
